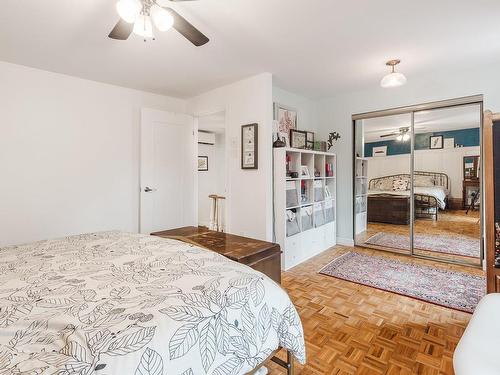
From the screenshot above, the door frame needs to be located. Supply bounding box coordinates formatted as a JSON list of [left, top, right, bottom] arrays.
[[194, 107, 230, 232], [352, 94, 484, 268]]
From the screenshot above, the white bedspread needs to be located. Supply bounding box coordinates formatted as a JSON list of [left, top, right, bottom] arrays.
[[368, 186, 448, 209], [0, 232, 305, 375]]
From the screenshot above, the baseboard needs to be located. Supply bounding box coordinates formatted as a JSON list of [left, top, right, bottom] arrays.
[[337, 237, 354, 246]]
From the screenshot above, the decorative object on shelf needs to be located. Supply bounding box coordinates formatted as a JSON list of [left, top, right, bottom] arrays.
[[306, 132, 315, 150], [314, 141, 327, 152], [241, 123, 258, 169], [300, 165, 310, 178], [372, 145, 387, 157], [273, 135, 286, 148], [300, 180, 309, 204], [444, 137, 455, 149], [290, 129, 307, 149], [380, 59, 407, 88], [327, 132, 341, 150], [314, 168, 320, 177], [429, 135, 443, 149], [290, 172, 299, 179], [198, 156, 208, 171], [274, 103, 297, 147], [325, 162, 334, 177]]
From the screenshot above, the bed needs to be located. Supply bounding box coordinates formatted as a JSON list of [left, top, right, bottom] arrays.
[[368, 171, 449, 221], [0, 231, 305, 374]]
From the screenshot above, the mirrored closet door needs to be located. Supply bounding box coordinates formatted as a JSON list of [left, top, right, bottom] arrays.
[[353, 97, 483, 267], [354, 114, 412, 255]]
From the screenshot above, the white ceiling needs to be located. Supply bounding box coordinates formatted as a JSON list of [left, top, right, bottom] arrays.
[[362, 104, 481, 142], [1, 0, 499, 98]]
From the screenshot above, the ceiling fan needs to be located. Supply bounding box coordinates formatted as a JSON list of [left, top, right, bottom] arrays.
[[108, 0, 209, 46], [380, 127, 411, 142]]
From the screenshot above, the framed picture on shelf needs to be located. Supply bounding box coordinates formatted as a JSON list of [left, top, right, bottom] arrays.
[[198, 156, 208, 171], [444, 137, 455, 149], [274, 103, 297, 147], [306, 131, 315, 150], [300, 165, 310, 177], [290, 129, 307, 149], [241, 123, 258, 169], [429, 135, 444, 149]]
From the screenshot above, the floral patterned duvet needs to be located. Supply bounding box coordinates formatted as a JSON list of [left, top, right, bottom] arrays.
[[0, 231, 305, 375]]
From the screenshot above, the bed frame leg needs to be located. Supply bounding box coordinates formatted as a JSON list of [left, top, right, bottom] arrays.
[[287, 350, 294, 375], [270, 350, 294, 375]]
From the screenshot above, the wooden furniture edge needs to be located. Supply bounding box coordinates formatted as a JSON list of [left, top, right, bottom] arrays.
[[484, 111, 496, 293]]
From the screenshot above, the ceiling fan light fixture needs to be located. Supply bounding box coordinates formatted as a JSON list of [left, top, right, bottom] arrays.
[[380, 59, 407, 88], [151, 4, 174, 32], [133, 14, 154, 38], [402, 133, 410, 141], [396, 134, 403, 142], [116, 0, 141, 23]]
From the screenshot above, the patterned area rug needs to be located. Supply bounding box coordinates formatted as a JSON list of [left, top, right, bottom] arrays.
[[364, 232, 480, 258], [319, 252, 486, 313]]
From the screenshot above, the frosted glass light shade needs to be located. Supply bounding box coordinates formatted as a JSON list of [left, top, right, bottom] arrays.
[[151, 4, 174, 31], [380, 72, 407, 88], [116, 0, 141, 23], [133, 14, 154, 38]]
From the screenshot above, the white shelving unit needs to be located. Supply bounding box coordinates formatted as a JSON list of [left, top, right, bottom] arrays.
[[355, 157, 368, 235], [274, 147, 337, 270]]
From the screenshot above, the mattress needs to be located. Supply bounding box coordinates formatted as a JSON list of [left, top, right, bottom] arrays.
[[368, 185, 448, 210], [0, 231, 305, 374]]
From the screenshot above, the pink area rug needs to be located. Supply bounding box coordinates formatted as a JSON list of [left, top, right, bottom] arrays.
[[319, 252, 485, 313], [364, 232, 480, 258]]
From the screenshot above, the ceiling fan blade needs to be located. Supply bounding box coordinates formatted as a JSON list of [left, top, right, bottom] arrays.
[[108, 19, 133, 40], [166, 7, 209, 46], [380, 133, 398, 138]]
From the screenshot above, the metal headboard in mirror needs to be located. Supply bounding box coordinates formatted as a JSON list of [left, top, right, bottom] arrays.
[[368, 171, 449, 191]]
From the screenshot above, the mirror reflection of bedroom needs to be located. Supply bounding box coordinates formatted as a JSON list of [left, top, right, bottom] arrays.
[[354, 102, 482, 266]]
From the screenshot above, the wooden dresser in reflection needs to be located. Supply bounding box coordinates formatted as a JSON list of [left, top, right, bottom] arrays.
[[151, 227, 282, 284]]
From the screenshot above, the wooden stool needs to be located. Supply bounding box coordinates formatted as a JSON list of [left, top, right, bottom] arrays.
[[209, 194, 226, 232]]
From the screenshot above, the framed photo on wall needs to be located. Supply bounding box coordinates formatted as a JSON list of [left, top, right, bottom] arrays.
[[198, 156, 208, 171], [429, 135, 444, 149], [290, 129, 307, 149], [241, 123, 258, 169], [372, 145, 387, 157], [274, 103, 297, 147]]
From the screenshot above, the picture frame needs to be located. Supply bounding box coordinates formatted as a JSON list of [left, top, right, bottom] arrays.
[[429, 135, 444, 149], [444, 137, 455, 149], [372, 145, 387, 157], [198, 156, 208, 171], [306, 131, 315, 150], [241, 123, 258, 169], [300, 165, 310, 177], [290, 129, 307, 149], [274, 103, 297, 147]]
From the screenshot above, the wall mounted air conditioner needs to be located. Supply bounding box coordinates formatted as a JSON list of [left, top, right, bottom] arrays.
[[198, 131, 216, 145]]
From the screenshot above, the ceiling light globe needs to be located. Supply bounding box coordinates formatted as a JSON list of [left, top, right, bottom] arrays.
[[396, 135, 403, 141], [116, 0, 141, 23], [133, 14, 154, 38], [380, 72, 407, 88], [403, 133, 410, 141], [151, 5, 174, 32]]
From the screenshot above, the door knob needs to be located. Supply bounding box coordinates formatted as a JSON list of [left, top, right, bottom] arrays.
[[144, 187, 156, 193]]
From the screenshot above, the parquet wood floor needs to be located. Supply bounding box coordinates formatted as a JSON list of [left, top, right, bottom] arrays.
[[267, 245, 484, 375]]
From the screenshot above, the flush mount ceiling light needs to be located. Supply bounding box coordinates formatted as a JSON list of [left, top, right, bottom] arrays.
[[109, 0, 209, 46], [380, 59, 407, 88]]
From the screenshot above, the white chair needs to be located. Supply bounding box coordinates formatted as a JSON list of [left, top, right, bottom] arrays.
[[453, 293, 500, 375]]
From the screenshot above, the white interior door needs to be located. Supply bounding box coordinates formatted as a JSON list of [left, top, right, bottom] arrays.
[[140, 108, 197, 234]]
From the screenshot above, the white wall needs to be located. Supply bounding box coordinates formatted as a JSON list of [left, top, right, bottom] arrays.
[[0, 61, 186, 246], [188, 73, 274, 241], [198, 133, 226, 228], [317, 61, 500, 242], [366, 146, 480, 198]]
